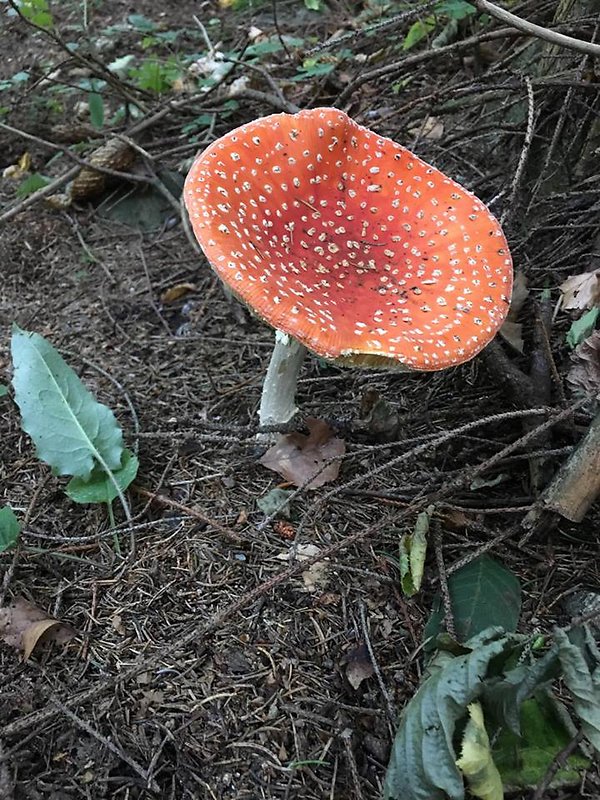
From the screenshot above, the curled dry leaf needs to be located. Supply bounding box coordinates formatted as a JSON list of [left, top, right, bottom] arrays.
[[259, 418, 345, 489], [345, 641, 375, 690], [70, 138, 136, 201], [0, 597, 76, 660], [559, 269, 600, 312], [160, 283, 197, 304], [567, 330, 600, 398], [500, 271, 529, 352]]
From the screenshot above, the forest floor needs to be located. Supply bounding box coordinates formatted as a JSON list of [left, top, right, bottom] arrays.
[[0, 1, 599, 798]]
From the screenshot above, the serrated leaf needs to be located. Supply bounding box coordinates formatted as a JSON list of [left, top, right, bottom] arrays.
[[88, 92, 104, 129], [456, 702, 503, 800], [425, 556, 521, 644], [0, 507, 21, 553], [555, 627, 600, 750], [399, 506, 432, 596], [11, 328, 123, 481], [493, 693, 590, 790], [66, 449, 138, 504], [384, 628, 520, 800]]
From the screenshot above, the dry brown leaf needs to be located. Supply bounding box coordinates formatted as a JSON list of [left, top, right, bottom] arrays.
[[70, 138, 136, 201], [567, 330, 600, 398], [408, 116, 444, 140], [559, 270, 600, 311], [0, 597, 75, 659], [259, 418, 345, 489], [275, 543, 329, 591], [160, 283, 197, 304], [345, 642, 374, 690], [499, 271, 528, 352]]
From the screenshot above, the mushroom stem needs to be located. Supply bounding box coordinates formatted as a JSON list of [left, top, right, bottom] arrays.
[[259, 330, 307, 436]]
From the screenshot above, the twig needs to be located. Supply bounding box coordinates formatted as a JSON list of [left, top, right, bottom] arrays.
[[359, 603, 396, 725], [50, 699, 159, 792], [0, 166, 80, 225], [532, 730, 584, 800], [433, 522, 456, 639], [340, 729, 365, 800], [474, 0, 600, 58], [501, 75, 535, 226], [0, 742, 13, 800], [232, 88, 300, 115]]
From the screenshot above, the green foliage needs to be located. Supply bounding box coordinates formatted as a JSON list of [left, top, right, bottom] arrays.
[[399, 506, 432, 597], [493, 694, 591, 789], [257, 487, 293, 518], [0, 71, 30, 93], [16, 0, 53, 28], [384, 628, 520, 800], [456, 702, 503, 800], [16, 173, 49, 197], [304, 0, 324, 10], [129, 59, 183, 93], [0, 385, 8, 397], [425, 555, 522, 644], [11, 327, 124, 482], [66, 449, 139, 503], [403, 17, 436, 50], [437, 0, 476, 19], [0, 507, 21, 554], [554, 626, 600, 750], [88, 93, 104, 129], [402, 1, 477, 50], [566, 307, 599, 348]]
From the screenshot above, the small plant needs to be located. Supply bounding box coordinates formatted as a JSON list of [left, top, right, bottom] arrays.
[[10, 327, 138, 507], [384, 554, 600, 799]]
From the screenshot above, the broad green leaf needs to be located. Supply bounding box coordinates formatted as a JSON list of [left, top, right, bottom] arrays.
[[403, 17, 436, 50], [11, 328, 123, 481], [493, 693, 590, 790], [19, 0, 53, 28], [384, 628, 521, 800], [304, 0, 323, 10], [16, 173, 49, 198], [399, 506, 432, 596], [425, 555, 521, 644], [566, 307, 599, 348], [66, 449, 139, 504], [456, 703, 503, 800], [96, 168, 184, 231], [0, 384, 8, 397], [0, 507, 21, 553], [127, 13, 155, 31], [555, 627, 600, 750], [88, 93, 104, 129], [436, 0, 476, 19]]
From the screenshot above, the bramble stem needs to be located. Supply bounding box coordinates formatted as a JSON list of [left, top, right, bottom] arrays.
[[258, 331, 306, 437]]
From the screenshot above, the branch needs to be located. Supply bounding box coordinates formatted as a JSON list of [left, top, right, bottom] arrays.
[[474, 0, 600, 58]]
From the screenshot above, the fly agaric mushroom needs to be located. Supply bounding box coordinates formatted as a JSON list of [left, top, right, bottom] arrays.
[[184, 108, 512, 432]]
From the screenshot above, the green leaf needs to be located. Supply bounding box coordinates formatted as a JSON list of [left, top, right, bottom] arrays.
[[566, 307, 599, 348], [456, 702, 503, 800], [66, 449, 139, 504], [493, 693, 590, 790], [0, 507, 21, 553], [128, 13, 156, 31], [16, 173, 49, 198], [555, 627, 600, 750], [0, 384, 8, 397], [436, 0, 477, 20], [88, 93, 104, 129], [304, 0, 324, 10], [425, 555, 521, 644], [403, 17, 436, 50], [96, 168, 184, 231], [257, 487, 293, 518], [384, 628, 521, 800], [399, 505, 432, 596], [11, 327, 124, 481], [18, 0, 53, 28]]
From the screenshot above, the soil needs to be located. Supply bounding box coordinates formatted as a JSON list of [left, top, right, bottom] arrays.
[[0, 1, 599, 799]]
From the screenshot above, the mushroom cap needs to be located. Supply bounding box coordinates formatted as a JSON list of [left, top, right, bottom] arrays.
[[184, 108, 512, 371]]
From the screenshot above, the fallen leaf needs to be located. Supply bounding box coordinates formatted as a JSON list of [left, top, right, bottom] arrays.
[[160, 283, 197, 304], [408, 116, 444, 140], [500, 271, 529, 352], [259, 418, 345, 489], [0, 597, 76, 659], [257, 487, 293, 518], [559, 270, 600, 311], [345, 642, 374, 690], [566, 307, 600, 349], [567, 330, 600, 398], [357, 387, 399, 440], [276, 543, 329, 590]]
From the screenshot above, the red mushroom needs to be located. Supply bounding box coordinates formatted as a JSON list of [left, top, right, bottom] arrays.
[[184, 108, 512, 432]]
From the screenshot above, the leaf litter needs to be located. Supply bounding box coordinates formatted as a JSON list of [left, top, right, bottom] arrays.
[[0, 597, 76, 660], [259, 418, 345, 489]]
